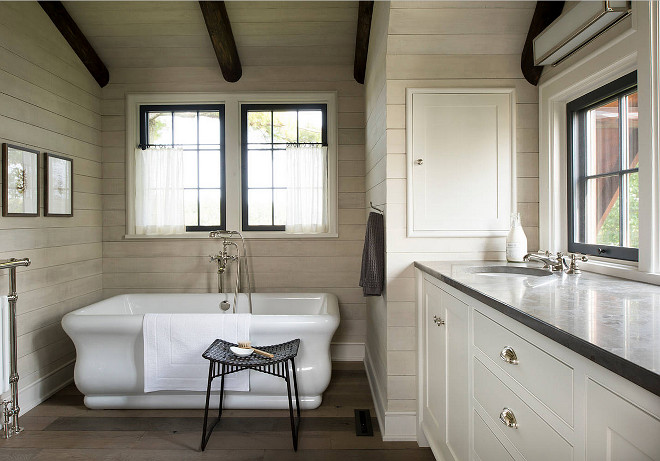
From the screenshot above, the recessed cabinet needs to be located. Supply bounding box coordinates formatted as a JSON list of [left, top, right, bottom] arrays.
[[406, 89, 514, 237], [420, 277, 469, 461]]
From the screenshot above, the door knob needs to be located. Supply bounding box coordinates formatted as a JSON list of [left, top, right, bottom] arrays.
[[432, 315, 445, 326], [416, 158, 423, 165]]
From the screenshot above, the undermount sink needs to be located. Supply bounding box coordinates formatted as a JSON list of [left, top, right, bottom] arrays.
[[467, 266, 554, 277]]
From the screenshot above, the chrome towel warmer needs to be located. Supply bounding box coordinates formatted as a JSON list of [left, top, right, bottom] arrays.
[[0, 258, 30, 438]]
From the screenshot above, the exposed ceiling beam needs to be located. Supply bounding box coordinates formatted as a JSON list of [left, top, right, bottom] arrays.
[[521, 1, 565, 86], [354, 1, 374, 85], [199, 1, 242, 83], [38, 1, 109, 88]]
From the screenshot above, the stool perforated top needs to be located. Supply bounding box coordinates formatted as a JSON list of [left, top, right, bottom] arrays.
[[202, 338, 300, 367]]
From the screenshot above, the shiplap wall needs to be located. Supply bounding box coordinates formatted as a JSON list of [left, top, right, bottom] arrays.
[[0, 2, 103, 408], [65, 2, 368, 354], [364, 0, 390, 426], [363, 1, 541, 433]]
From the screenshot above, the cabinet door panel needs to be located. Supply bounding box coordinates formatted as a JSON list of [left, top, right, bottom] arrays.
[[422, 281, 446, 445], [409, 90, 512, 236], [422, 280, 469, 461], [445, 290, 470, 461], [586, 379, 660, 461]]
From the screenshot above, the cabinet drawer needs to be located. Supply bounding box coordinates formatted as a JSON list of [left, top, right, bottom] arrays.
[[474, 310, 573, 424], [474, 358, 573, 461], [474, 410, 516, 461]]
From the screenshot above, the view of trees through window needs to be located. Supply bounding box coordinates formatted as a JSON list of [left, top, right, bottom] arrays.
[[243, 105, 325, 229], [584, 91, 639, 249], [144, 106, 224, 230]]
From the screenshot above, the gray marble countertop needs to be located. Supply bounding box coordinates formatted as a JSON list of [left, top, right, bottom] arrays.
[[414, 261, 660, 396]]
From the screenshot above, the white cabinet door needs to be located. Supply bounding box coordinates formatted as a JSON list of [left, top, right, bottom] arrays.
[[421, 279, 469, 461], [407, 89, 513, 237], [444, 286, 470, 461], [586, 379, 660, 461], [422, 280, 447, 456]]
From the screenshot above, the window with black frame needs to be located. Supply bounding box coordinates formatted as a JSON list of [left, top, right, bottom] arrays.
[[567, 71, 639, 261], [139, 104, 225, 231], [241, 104, 327, 231]]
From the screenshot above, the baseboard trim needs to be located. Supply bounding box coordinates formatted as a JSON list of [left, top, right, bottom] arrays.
[[363, 346, 386, 438], [382, 410, 418, 442], [364, 348, 418, 442], [20, 360, 75, 415], [331, 342, 365, 361]]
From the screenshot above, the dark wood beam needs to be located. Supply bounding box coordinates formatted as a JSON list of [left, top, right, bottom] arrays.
[[354, 1, 374, 85], [38, 1, 109, 88], [521, 1, 565, 86], [199, 1, 242, 83]]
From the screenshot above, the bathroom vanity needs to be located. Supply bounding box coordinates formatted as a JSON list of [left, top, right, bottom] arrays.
[[415, 261, 660, 461]]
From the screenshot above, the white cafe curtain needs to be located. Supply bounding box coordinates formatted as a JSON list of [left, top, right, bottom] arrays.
[[285, 144, 328, 234], [135, 147, 185, 235]]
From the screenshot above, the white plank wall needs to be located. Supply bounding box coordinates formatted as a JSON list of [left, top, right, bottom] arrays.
[[383, 1, 538, 415], [0, 2, 103, 409], [363, 1, 540, 431], [59, 2, 368, 354], [364, 0, 390, 427]]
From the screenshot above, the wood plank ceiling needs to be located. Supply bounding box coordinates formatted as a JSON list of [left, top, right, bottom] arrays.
[[62, 1, 358, 70]]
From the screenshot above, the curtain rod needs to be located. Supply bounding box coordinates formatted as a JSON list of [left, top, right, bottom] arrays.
[[138, 142, 328, 150]]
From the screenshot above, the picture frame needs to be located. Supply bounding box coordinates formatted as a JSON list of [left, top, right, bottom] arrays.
[[44, 153, 73, 217], [2, 143, 40, 217]]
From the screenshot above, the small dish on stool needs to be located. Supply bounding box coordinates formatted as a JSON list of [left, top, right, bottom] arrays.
[[230, 346, 254, 357]]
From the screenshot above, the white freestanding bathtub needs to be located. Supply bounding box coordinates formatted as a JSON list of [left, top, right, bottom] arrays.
[[62, 293, 340, 410]]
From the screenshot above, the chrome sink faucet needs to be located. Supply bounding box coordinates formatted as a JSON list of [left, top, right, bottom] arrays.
[[523, 251, 568, 272], [523, 251, 588, 274]]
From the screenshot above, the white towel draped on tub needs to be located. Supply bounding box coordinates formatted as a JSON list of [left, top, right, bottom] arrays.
[[0, 297, 10, 394], [143, 313, 251, 393]]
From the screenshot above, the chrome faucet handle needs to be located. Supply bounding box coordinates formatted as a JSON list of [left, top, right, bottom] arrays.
[[566, 253, 588, 275]]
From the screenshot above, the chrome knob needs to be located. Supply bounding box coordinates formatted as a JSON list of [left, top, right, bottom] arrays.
[[416, 158, 423, 165], [499, 408, 518, 429], [432, 315, 445, 326], [500, 346, 518, 365]]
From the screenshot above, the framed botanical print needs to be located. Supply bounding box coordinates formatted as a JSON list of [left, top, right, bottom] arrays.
[[44, 153, 73, 217], [2, 143, 40, 217]]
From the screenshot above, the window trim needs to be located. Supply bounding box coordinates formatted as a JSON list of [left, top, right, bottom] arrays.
[[240, 103, 328, 232], [566, 71, 638, 261], [125, 92, 338, 239], [138, 103, 226, 232]]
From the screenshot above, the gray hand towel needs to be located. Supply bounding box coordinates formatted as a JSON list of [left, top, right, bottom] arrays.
[[359, 212, 384, 296]]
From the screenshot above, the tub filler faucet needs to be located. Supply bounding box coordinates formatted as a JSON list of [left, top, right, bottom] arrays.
[[209, 231, 253, 314]]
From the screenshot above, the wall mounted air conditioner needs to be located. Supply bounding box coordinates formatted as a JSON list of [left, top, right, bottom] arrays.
[[533, 1, 631, 67]]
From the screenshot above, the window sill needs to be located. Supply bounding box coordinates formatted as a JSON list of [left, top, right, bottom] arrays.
[[581, 257, 660, 286], [123, 232, 339, 240]]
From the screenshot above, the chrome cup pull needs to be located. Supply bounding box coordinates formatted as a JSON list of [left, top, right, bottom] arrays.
[[499, 408, 518, 429], [500, 346, 519, 365], [432, 315, 445, 326]]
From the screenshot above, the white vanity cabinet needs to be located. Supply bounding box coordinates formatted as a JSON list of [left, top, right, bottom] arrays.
[[417, 270, 660, 461], [420, 275, 470, 461]]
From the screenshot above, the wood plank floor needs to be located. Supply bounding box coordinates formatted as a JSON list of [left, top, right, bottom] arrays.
[[0, 362, 434, 460]]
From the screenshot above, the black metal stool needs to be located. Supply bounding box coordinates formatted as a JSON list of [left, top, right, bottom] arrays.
[[200, 338, 301, 451]]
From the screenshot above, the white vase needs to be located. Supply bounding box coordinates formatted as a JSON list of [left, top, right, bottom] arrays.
[[506, 213, 528, 262]]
